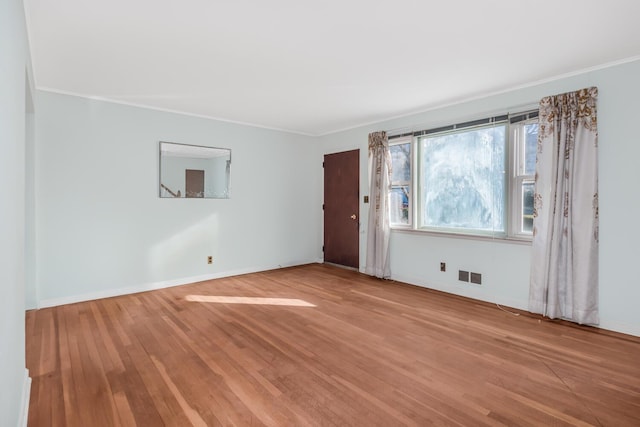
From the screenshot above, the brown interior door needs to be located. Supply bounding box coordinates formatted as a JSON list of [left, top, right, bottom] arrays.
[[185, 169, 205, 198], [324, 150, 359, 269]]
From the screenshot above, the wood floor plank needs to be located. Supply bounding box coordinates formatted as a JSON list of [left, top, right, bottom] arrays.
[[26, 264, 640, 426]]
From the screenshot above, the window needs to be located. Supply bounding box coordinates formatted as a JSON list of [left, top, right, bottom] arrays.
[[388, 110, 538, 240], [389, 138, 412, 226], [510, 118, 538, 237], [418, 122, 506, 235]]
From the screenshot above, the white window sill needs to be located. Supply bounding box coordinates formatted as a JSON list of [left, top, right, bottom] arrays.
[[390, 226, 532, 245]]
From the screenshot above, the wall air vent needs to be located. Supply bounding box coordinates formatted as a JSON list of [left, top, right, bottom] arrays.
[[470, 272, 482, 285]]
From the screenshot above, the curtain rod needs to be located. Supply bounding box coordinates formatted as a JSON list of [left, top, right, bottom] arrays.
[[385, 101, 540, 137]]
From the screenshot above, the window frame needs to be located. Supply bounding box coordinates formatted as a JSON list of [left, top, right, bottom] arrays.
[[388, 136, 413, 228], [387, 110, 537, 242], [508, 117, 538, 239], [416, 121, 508, 238]]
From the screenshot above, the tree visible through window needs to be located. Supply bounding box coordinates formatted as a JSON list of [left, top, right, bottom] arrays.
[[389, 139, 411, 226]]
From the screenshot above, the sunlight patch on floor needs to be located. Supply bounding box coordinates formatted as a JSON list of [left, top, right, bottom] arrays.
[[185, 295, 316, 307]]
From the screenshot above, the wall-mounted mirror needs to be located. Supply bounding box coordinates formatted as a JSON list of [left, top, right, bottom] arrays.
[[159, 141, 231, 198]]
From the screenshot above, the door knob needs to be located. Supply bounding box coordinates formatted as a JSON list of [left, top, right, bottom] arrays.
[[350, 214, 357, 220]]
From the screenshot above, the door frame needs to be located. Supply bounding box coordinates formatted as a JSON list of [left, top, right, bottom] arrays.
[[323, 149, 360, 270]]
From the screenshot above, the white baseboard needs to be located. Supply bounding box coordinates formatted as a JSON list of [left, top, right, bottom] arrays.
[[19, 369, 31, 427], [391, 273, 640, 338], [391, 272, 529, 311], [37, 260, 316, 309], [598, 319, 640, 338]]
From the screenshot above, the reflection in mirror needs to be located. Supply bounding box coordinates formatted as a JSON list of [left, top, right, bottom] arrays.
[[159, 142, 231, 199]]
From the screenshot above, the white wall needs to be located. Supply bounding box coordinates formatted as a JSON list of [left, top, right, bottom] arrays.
[[28, 43, 640, 340], [0, 0, 31, 424], [318, 59, 640, 337], [25, 111, 37, 309], [35, 92, 321, 305]]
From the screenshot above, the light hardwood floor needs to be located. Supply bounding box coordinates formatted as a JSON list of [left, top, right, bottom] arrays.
[[26, 264, 640, 426]]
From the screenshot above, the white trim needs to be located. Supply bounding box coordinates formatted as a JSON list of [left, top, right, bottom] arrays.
[[37, 260, 316, 308], [388, 136, 413, 228], [391, 272, 528, 311], [509, 119, 536, 239], [19, 369, 31, 427], [320, 55, 640, 137], [598, 320, 640, 339], [390, 224, 532, 246], [32, 56, 640, 138], [391, 273, 640, 338], [35, 87, 315, 137]]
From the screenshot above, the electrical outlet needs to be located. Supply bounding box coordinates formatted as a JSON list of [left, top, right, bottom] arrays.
[[440, 262, 446, 272], [207, 256, 213, 264], [458, 270, 469, 282]]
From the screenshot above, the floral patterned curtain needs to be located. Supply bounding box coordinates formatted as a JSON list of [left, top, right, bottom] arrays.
[[365, 131, 392, 278], [529, 87, 599, 325]]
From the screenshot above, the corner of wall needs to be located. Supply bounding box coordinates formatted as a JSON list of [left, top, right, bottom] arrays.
[[19, 369, 31, 427]]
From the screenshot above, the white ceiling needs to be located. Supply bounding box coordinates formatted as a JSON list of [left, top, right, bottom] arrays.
[[24, 0, 640, 136]]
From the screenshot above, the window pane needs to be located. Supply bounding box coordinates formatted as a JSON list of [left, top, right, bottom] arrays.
[[389, 186, 410, 225], [420, 125, 505, 232], [522, 181, 534, 233], [524, 123, 538, 175], [390, 143, 411, 183]]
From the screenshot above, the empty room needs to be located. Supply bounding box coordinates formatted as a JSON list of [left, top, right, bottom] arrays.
[[3, 0, 640, 426]]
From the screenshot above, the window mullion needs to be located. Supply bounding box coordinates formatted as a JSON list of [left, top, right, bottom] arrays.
[[390, 110, 537, 240]]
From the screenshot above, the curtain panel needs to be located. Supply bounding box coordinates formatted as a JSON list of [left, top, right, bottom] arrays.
[[365, 131, 392, 278], [529, 87, 599, 325]]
